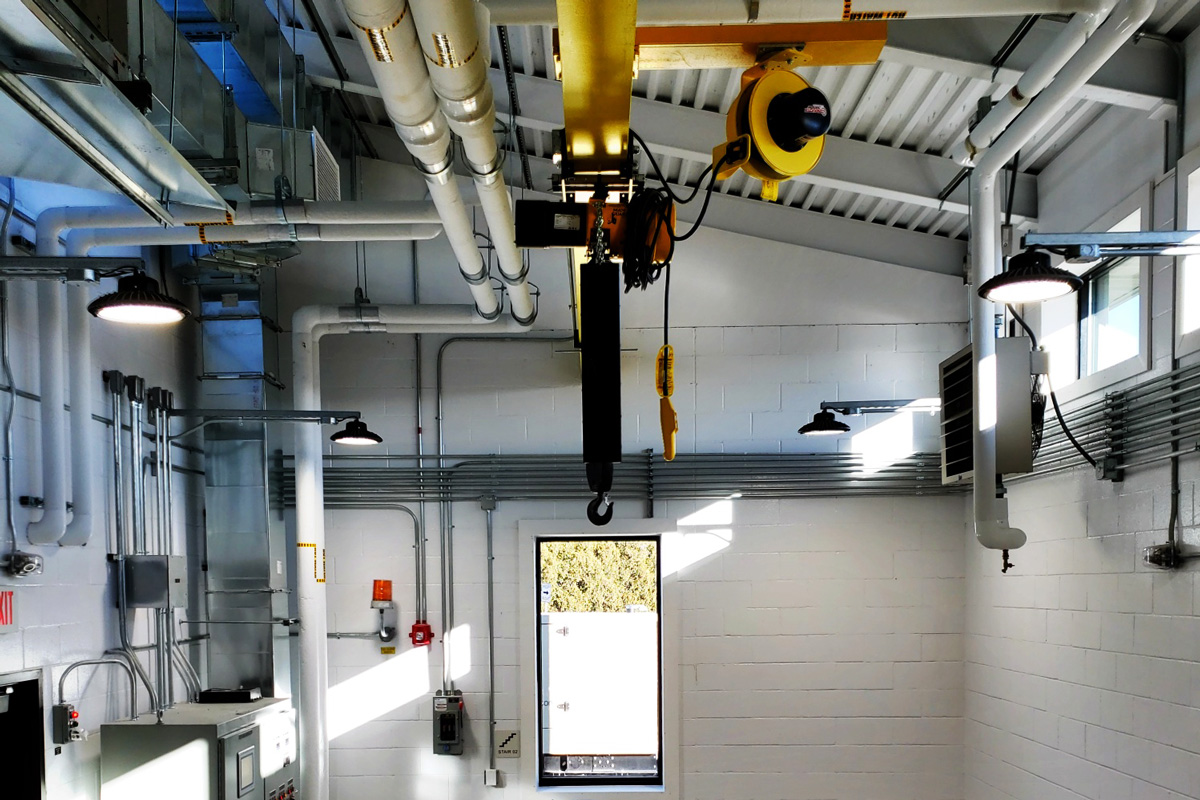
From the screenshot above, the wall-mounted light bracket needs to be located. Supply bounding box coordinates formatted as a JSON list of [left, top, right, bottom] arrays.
[[819, 399, 941, 416], [1023, 230, 1200, 261], [0, 256, 144, 282], [168, 408, 362, 441]]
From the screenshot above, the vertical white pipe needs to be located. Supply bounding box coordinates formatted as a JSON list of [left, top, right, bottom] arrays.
[[969, 0, 1155, 550], [293, 309, 330, 800], [26, 281, 69, 544], [60, 283, 94, 546]]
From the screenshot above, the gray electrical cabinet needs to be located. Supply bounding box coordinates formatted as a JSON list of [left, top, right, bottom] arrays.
[[100, 699, 298, 800]]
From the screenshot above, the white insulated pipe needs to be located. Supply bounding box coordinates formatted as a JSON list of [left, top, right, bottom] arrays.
[[479, 0, 1106, 24], [64, 223, 442, 256], [409, 0, 536, 324], [949, 1, 1116, 166], [969, 0, 1154, 551], [26, 280, 69, 545], [342, 0, 503, 321], [60, 283, 94, 546], [35, 201, 443, 249], [291, 304, 525, 800]]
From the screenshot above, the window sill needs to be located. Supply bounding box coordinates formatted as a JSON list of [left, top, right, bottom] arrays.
[[1051, 352, 1149, 406], [537, 786, 665, 794]]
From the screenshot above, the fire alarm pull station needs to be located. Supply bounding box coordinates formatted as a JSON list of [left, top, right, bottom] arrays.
[[432, 689, 465, 755]]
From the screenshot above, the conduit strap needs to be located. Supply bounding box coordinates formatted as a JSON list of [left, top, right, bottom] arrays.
[[351, 4, 410, 63], [842, 2, 907, 21]]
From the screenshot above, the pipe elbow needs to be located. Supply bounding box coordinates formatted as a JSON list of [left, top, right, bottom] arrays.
[[27, 511, 68, 545], [976, 520, 1027, 551], [62, 514, 93, 546], [292, 305, 333, 337], [36, 208, 70, 255], [63, 229, 97, 258]]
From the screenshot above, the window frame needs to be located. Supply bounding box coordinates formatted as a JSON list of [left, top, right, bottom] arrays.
[[519, 520, 680, 797], [534, 535, 664, 789], [1039, 186, 1153, 404], [1175, 146, 1200, 356]]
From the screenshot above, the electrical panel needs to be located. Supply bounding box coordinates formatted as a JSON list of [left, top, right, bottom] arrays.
[[432, 690, 465, 755], [940, 339, 1038, 484], [124, 555, 188, 608], [101, 698, 297, 800], [52, 702, 81, 744]]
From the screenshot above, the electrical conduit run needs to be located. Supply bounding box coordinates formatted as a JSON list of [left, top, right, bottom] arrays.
[[341, 0, 505, 321], [967, 0, 1154, 551], [291, 304, 527, 800]]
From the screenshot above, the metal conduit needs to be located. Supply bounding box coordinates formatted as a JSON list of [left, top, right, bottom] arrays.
[[1021, 360, 1200, 481], [279, 452, 957, 504]]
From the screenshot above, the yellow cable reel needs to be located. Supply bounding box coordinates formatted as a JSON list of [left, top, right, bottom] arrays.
[[656, 344, 677, 461], [713, 55, 831, 202]]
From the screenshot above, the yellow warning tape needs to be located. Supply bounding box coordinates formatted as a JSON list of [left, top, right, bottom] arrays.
[[352, 4, 409, 63], [296, 542, 326, 583], [842, 2, 907, 20]]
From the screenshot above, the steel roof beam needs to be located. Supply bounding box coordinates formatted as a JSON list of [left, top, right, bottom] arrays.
[[357, 120, 967, 276], [490, 71, 1037, 224], [883, 18, 1176, 114]]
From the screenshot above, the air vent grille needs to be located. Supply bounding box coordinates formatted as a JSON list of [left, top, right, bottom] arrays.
[[312, 128, 341, 201], [940, 345, 974, 484]]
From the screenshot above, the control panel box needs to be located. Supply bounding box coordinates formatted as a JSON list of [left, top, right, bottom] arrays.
[[125, 555, 188, 608], [101, 698, 297, 800], [52, 702, 81, 743], [433, 690, 465, 755]]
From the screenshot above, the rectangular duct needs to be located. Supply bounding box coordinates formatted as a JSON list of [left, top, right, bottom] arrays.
[[198, 284, 291, 697]]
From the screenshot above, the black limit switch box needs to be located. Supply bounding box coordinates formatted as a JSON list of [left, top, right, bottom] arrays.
[[515, 201, 589, 248], [432, 689, 465, 755]]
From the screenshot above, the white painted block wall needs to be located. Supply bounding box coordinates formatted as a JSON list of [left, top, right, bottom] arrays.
[[0, 204, 201, 800]]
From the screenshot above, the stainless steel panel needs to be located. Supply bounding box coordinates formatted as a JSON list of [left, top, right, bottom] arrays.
[[0, 0, 230, 215]]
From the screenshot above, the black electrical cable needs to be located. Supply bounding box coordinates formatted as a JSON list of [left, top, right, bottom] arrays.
[[1005, 151, 1020, 226], [630, 130, 713, 205], [1007, 304, 1098, 468], [621, 133, 726, 293]]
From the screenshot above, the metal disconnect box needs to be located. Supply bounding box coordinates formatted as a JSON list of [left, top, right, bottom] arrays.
[[101, 699, 297, 800], [124, 555, 188, 608]]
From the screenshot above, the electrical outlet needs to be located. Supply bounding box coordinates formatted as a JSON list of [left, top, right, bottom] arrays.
[[484, 769, 500, 787]]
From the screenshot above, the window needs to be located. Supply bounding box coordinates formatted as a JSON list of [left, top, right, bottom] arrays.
[[1079, 256, 1141, 376], [1176, 148, 1200, 352], [1039, 192, 1150, 400], [535, 536, 663, 789]]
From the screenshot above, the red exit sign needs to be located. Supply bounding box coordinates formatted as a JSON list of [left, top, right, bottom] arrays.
[[0, 590, 16, 631]]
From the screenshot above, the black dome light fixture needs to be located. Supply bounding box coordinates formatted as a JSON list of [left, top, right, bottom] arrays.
[[978, 249, 1083, 304], [798, 410, 851, 436], [330, 419, 383, 446], [87, 271, 191, 325]]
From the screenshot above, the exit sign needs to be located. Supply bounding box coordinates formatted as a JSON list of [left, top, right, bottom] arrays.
[[0, 589, 17, 632]]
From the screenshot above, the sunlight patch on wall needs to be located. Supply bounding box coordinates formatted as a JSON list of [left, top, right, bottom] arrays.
[[327, 646, 430, 741]]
